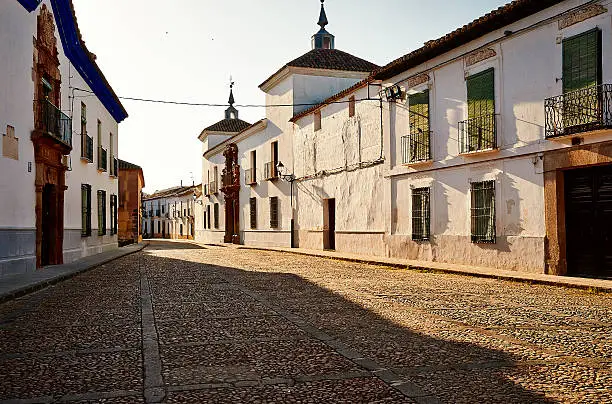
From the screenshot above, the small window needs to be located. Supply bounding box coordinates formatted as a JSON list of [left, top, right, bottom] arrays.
[[270, 197, 279, 228], [97, 120, 102, 146], [314, 111, 322, 131], [81, 184, 92, 237], [98, 190, 107, 236], [206, 205, 211, 229], [214, 203, 219, 229], [250, 197, 257, 229], [471, 181, 496, 244], [349, 96, 356, 117], [412, 187, 430, 241]]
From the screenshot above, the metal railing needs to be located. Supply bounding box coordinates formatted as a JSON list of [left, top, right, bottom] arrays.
[[111, 157, 118, 176], [401, 130, 431, 164], [39, 99, 72, 147], [98, 147, 108, 171], [209, 181, 218, 194], [264, 162, 278, 180], [545, 84, 612, 138], [245, 168, 256, 185], [458, 114, 498, 154], [81, 133, 93, 162], [222, 172, 234, 187]]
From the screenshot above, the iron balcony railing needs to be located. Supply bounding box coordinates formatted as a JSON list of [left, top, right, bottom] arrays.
[[39, 99, 72, 147], [222, 172, 234, 187], [98, 147, 108, 171], [264, 162, 278, 180], [458, 114, 498, 154], [81, 133, 93, 162], [401, 129, 431, 164], [209, 181, 218, 194], [111, 157, 118, 176], [245, 168, 256, 185], [545, 84, 612, 138]]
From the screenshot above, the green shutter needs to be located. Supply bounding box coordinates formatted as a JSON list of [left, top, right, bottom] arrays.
[[563, 29, 601, 93], [467, 68, 495, 119], [409, 90, 430, 133]]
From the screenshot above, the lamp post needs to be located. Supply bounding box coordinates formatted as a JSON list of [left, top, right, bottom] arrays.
[[276, 161, 296, 248]]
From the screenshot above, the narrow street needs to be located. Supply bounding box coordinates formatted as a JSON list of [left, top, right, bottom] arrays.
[[0, 241, 610, 403]]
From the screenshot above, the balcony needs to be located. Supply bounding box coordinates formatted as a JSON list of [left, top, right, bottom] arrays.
[[401, 129, 431, 164], [458, 114, 498, 154], [38, 99, 72, 149], [245, 168, 257, 185], [81, 133, 93, 162], [545, 84, 612, 139], [155, 210, 161, 217], [111, 156, 118, 176], [98, 147, 108, 171], [222, 172, 234, 187], [264, 162, 278, 180], [209, 181, 218, 195]]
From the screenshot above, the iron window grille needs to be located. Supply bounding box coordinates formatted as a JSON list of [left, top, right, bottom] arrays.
[[250, 197, 257, 229], [98, 190, 107, 236], [81, 133, 93, 162], [81, 184, 92, 237], [245, 168, 257, 185], [264, 162, 278, 180], [38, 99, 73, 147], [412, 187, 431, 241], [458, 114, 498, 153], [98, 147, 108, 171], [471, 180, 496, 244], [270, 197, 279, 228], [207, 205, 211, 229]]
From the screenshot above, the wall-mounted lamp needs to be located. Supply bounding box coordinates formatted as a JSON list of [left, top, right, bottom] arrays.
[[276, 161, 296, 183]]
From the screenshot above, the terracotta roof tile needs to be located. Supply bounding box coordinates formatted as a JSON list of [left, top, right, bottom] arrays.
[[118, 159, 142, 170]]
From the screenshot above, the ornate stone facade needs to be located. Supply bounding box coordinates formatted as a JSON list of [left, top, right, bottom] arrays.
[[406, 74, 429, 89], [465, 48, 497, 67], [221, 144, 241, 244], [558, 4, 607, 30]]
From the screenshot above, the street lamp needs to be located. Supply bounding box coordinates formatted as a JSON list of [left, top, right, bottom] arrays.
[[276, 161, 296, 248], [192, 191, 203, 205]]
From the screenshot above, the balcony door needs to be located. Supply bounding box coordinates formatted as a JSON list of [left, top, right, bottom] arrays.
[[323, 198, 336, 251], [562, 29, 602, 131]]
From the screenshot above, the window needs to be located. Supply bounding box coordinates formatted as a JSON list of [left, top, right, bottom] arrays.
[[250, 197, 257, 229], [81, 103, 87, 136], [109, 132, 114, 175], [81, 184, 92, 237], [97, 190, 106, 236], [349, 96, 355, 117], [314, 111, 322, 131], [404, 90, 431, 163], [110, 194, 118, 235], [180, 224, 183, 236], [271, 141, 278, 165], [214, 203, 219, 229], [270, 196, 279, 228], [463, 68, 496, 152], [412, 187, 430, 241], [471, 180, 496, 244], [97, 120, 102, 148], [157, 221, 160, 234]]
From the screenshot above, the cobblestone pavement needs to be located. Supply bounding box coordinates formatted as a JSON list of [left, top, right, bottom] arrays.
[[0, 241, 610, 403]]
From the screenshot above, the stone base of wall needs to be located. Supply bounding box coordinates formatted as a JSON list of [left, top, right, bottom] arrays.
[[195, 230, 225, 245], [0, 228, 36, 278], [243, 231, 291, 248], [63, 229, 118, 264], [297, 230, 387, 256]]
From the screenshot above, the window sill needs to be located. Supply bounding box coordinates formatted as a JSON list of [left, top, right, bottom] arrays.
[[80, 157, 93, 163], [459, 148, 499, 157], [402, 159, 433, 167]]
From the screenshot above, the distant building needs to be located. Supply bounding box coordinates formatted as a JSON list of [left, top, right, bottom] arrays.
[[118, 160, 144, 246], [0, 0, 127, 277], [142, 185, 199, 240]]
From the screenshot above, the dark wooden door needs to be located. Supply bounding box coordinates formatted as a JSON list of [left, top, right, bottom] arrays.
[[565, 165, 612, 279], [323, 198, 335, 251], [41, 183, 57, 266]]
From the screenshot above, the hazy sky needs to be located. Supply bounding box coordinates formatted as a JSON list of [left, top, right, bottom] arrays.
[[71, 0, 508, 192]]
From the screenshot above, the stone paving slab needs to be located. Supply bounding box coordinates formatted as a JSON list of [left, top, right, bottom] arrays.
[[234, 244, 612, 292], [0, 243, 148, 304]]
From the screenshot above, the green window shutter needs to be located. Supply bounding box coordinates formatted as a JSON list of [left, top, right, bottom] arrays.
[[563, 29, 601, 93], [467, 68, 495, 119], [409, 90, 430, 133]]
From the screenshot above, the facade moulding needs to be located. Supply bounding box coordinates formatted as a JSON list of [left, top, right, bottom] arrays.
[[464, 48, 497, 67], [405, 73, 430, 89], [558, 4, 607, 29]]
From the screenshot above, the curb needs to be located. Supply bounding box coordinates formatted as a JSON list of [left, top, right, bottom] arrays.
[[0, 242, 149, 304], [238, 246, 612, 293]]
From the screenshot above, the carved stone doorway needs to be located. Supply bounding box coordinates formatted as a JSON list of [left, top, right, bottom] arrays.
[[221, 144, 241, 244]]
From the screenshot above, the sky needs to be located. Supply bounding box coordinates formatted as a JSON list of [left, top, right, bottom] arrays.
[[71, 0, 509, 193]]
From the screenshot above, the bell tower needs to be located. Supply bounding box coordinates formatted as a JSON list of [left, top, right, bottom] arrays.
[[311, 0, 335, 50]]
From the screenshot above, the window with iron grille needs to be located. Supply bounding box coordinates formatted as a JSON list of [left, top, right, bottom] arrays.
[[405, 90, 431, 163], [250, 197, 257, 229], [471, 181, 496, 243], [270, 197, 279, 228], [207, 205, 211, 229], [98, 190, 107, 236], [460, 69, 496, 153], [214, 203, 219, 229], [412, 187, 430, 241], [110, 194, 118, 235], [81, 184, 91, 237]]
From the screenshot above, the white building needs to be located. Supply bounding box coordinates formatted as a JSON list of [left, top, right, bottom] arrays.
[[142, 185, 199, 240], [197, 1, 378, 247], [0, 0, 127, 276]]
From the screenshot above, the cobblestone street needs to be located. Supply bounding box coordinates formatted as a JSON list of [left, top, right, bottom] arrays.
[[0, 241, 611, 403]]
